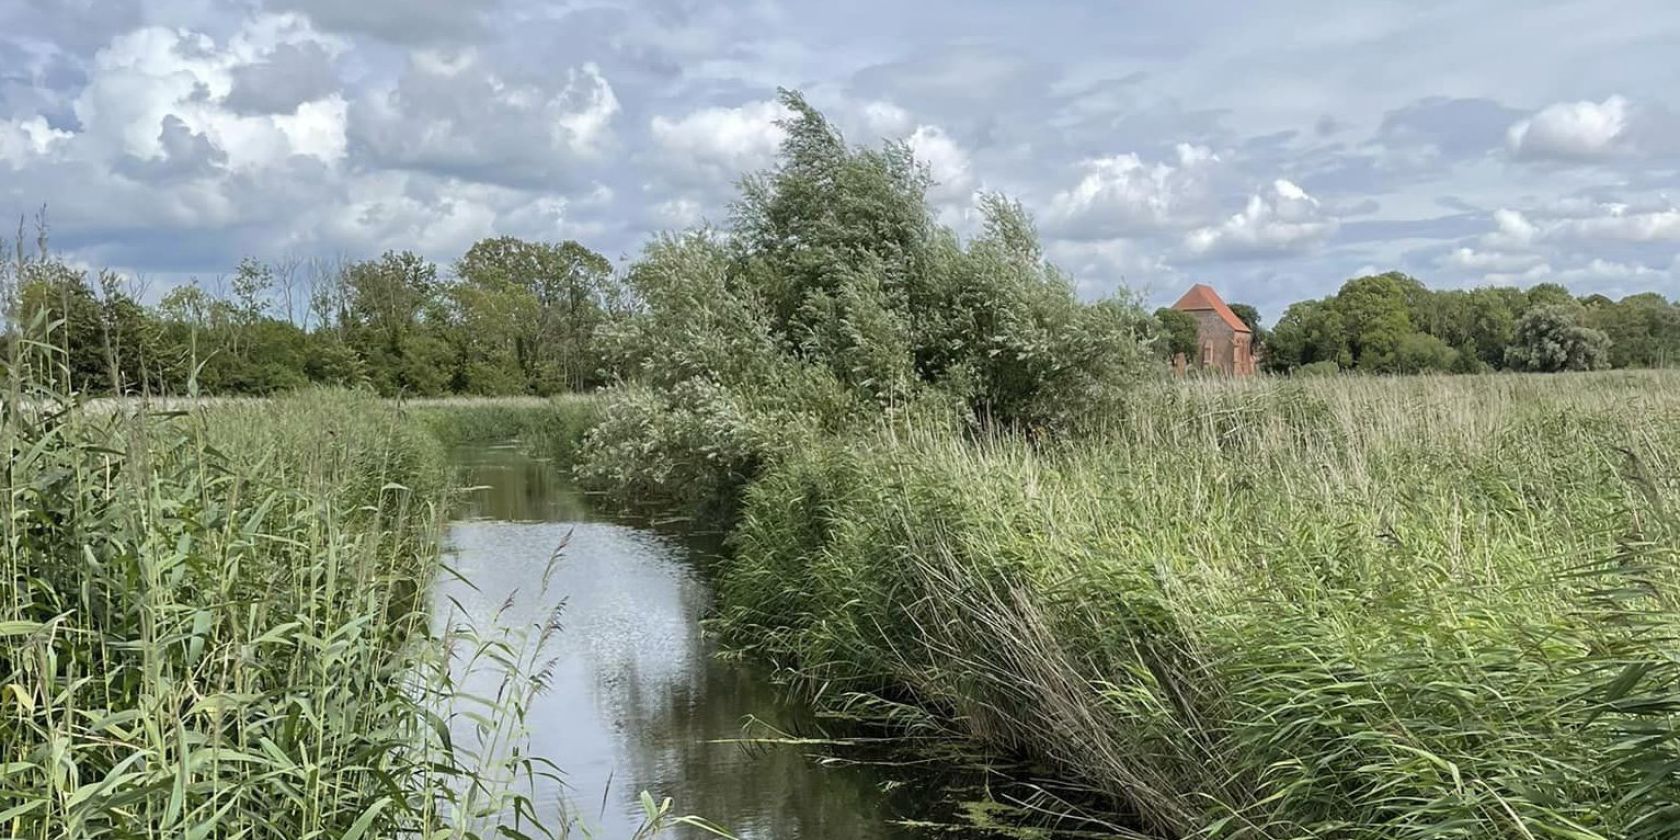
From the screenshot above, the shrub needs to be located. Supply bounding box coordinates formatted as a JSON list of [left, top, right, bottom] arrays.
[[1505, 304, 1613, 371]]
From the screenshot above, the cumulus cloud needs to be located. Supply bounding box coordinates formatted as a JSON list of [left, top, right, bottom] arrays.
[[1507, 95, 1632, 159], [0, 115, 72, 164], [649, 99, 789, 181], [1183, 179, 1337, 258], [353, 55, 618, 186], [1439, 245, 1543, 273], [1480, 203, 1680, 247], [1554, 205, 1680, 242], [223, 41, 340, 115], [9, 0, 1680, 312], [906, 125, 973, 199], [115, 115, 227, 181], [1046, 143, 1218, 239], [62, 21, 348, 172], [1481, 208, 1539, 249], [857, 101, 913, 138]]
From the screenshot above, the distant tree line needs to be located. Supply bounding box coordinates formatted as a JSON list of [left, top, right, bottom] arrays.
[[1250, 272, 1680, 375], [8, 222, 1678, 398], [6, 235, 627, 396]]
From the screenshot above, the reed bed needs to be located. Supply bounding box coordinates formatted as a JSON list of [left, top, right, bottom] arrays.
[[1, 360, 689, 836], [717, 371, 1680, 838]]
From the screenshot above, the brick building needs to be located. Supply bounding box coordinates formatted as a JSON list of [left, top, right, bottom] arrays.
[[1171, 283, 1258, 376]]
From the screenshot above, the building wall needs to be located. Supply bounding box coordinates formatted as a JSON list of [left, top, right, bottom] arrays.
[[1185, 310, 1241, 374]]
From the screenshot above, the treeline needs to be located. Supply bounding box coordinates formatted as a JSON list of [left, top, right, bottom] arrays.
[[11, 193, 1680, 396], [1258, 272, 1679, 374], [7, 237, 624, 396]]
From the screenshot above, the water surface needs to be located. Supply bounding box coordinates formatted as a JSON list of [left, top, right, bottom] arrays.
[[437, 443, 921, 838]]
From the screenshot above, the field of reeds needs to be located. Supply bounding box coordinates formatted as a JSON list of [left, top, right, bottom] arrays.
[[0, 358, 690, 837], [714, 370, 1680, 838]]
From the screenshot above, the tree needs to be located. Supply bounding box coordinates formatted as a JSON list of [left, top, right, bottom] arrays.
[[1524, 282, 1575, 311], [1585, 293, 1680, 368], [17, 259, 112, 393], [1334, 272, 1417, 371], [1392, 332, 1459, 374], [1154, 308, 1200, 362], [1228, 302, 1269, 357], [340, 251, 448, 396], [454, 236, 621, 393], [1461, 289, 1517, 369], [1503, 304, 1611, 372], [1266, 299, 1350, 372]]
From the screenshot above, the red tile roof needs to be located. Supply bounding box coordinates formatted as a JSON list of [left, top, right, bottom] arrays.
[[1172, 283, 1251, 333]]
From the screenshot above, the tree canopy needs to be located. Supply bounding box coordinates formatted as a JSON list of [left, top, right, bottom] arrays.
[[1260, 272, 1676, 375]]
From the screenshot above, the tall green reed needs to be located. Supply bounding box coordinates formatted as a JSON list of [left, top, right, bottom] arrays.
[[0, 238, 717, 838], [716, 371, 1680, 838]]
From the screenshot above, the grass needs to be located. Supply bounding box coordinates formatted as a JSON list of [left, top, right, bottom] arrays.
[[714, 370, 1680, 838], [411, 394, 604, 473], [0, 310, 706, 837]]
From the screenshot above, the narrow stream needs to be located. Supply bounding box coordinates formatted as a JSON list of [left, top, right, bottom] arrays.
[[437, 443, 923, 838]]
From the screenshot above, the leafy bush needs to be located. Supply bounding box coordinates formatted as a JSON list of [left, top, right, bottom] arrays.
[[578, 91, 1151, 518], [1505, 304, 1613, 371]]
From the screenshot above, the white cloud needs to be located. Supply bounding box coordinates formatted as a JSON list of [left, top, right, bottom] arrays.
[[1482, 258, 1671, 295], [1481, 208, 1539, 248], [906, 125, 973, 199], [1046, 238, 1175, 297], [1183, 179, 1337, 258], [1507, 95, 1630, 159], [1440, 246, 1543, 273], [63, 19, 348, 172], [1479, 203, 1680, 248], [352, 51, 616, 185], [1555, 206, 1680, 242], [649, 99, 789, 180], [653, 196, 704, 228], [1046, 143, 1218, 238], [554, 64, 619, 156], [858, 101, 913, 137], [0, 116, 72, 164]]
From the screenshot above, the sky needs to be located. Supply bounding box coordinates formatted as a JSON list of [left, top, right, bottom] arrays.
[[3, 0, 1679, 319]]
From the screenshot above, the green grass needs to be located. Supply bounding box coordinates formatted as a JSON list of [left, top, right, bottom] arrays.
[[715, 371, 1680, 838], [410, 394, 604, 472], [1, 361, 700, 838]]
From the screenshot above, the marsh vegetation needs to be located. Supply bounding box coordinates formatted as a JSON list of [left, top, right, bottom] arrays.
[[8, 92, 1680, 839]]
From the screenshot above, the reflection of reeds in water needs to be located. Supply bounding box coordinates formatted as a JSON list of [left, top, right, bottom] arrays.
[[433, 528, 736, 840]]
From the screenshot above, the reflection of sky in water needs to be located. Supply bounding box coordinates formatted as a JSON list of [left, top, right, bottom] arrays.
[[436, 445, 917, 839]]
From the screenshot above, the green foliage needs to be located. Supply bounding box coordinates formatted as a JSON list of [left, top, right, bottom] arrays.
[[1266, 298, 1351, 372], [1505, 304, 1613, 372], [1294, 359, 1340, 377], [8, 234, 626, 398], [0, 377, 561, 837], [1263, 271, 1679, 376], [578, 90, 1151, 518], [1227, 301, 1269, 355], [1585, 291, 1680, 368], [1390, 330, 1459, 373], [1154, 307, 1200, 360], [453, 236, 623, 394], [717, 372, 1680, 838], [1336, 272, 1418, 371]]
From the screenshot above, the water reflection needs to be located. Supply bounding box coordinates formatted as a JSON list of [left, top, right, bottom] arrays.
[[439, 444, 920, 839]]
